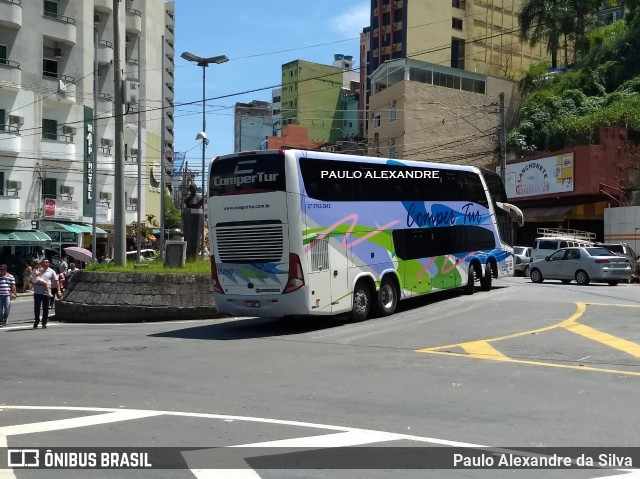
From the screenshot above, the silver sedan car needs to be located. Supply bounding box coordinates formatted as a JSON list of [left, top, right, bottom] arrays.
[[529, 247, 632, 286]]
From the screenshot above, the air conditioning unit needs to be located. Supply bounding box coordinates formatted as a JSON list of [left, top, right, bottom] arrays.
[[60, 185, 74, 195], [123, 80, 140, 103], [7, 180, 22, 190], [129, 197, 138, 205], [130, 148, 139, 156], [94, 14, 102, 24], [99, 192, 112, 201], [54, 47, 63, 58], [101, 138, 113, 147], [62, 126, 76, 135], [9, 115, 24, 126]]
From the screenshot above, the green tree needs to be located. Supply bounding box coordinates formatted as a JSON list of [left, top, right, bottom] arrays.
[[164, 193, 182, 230], [519, 0, 569, 68]]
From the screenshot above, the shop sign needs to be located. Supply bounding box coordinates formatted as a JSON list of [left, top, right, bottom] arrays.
[[500, 153, 574, 199], [96, 203, 111, 223], [84, 106, 94, 217], [43, 198, 80, 220]]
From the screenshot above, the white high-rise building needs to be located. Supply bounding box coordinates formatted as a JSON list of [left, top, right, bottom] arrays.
[[0, 0, 175, 260]]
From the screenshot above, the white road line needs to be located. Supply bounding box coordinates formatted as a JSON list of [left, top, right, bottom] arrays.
[[1, 406, 637, 479], [0, 409, 163, 436]]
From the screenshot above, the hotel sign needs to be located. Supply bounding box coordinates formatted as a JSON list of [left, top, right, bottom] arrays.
[[84, 106, 94, 216]]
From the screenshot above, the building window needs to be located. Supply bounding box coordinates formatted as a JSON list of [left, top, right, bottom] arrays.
[[273, 95, 281, 103], [452, 18, 463, 30], [451, 38, 465, 69], [0, 109, 5, 131], [43, 58, 58, 78], [389, 100, 397, 122], [42, 178, 57, 199], [44, 0, 58, 17], [452, 0, 466, 9], [374, 114, 381, 128], [0, 172, 4, 196], [42, 119, 57, 140], [388, 138, 396, 158], [0, 44, 6, 64]]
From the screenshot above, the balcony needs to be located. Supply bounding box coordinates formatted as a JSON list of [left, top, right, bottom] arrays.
[[97, 39, 113, 65], [125, 8, 142, 35], [0, 195, 20, 217], [0, 0, 22, 29], [97, 146, 113, 173], [94, 0, 113, 13], [42, 10, 76, 45], [41, 135, 76, 160], [0, 60, 21, 89], [125, 58, 139, 80], [98, 92, 113, 103], [42, 73, 77, 104], [124, 162, 138, 178], [165, 40, 174, 57], [165, 127, 174, 143], [0, 125, 21, 155]]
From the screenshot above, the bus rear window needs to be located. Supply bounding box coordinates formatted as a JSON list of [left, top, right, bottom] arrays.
[[210, 153, 286, 196]]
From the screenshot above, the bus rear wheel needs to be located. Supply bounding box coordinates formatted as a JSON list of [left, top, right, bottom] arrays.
[[349, 281, 372, 322], [463, 266, 476, 295], [480, 263, 493, 291], [375, 276, 398, 317]]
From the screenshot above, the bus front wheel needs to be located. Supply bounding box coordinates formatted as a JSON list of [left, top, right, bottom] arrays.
[[375, 276, 398, 317], [350, 281, 372, 322]]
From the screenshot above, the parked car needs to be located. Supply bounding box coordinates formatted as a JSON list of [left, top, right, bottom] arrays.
[[595, 242, 637, 262], [529, 247, 632, 286], [513, 246, 532, 276]]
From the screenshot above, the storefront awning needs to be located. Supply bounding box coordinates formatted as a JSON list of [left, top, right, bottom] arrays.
[[521, 206, 572, 222], [51, 222, 108, 234], [0, 230, 52, 246]]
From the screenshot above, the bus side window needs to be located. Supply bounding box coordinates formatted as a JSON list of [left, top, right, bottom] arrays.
[[330, 183, 343, 201], [307, 182, 318, 198]]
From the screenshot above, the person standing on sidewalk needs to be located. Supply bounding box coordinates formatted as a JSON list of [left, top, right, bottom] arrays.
[[33, 259, 60, 329], [0, 264, 17, 327]]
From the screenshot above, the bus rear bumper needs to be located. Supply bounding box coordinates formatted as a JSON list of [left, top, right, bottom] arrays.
[[213, 289, 310, 318]]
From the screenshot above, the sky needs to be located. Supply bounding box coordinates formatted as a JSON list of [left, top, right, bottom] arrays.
[[173, 0, 369, 175]]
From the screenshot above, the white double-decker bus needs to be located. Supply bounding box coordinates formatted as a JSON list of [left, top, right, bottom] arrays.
[[208, 149, 523, 321]]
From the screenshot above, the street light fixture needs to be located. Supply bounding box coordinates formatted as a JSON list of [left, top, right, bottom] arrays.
[[181, 51, 228, 258]]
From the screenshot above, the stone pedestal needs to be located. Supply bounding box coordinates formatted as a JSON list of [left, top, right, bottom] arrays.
[[182, 208, 203, 261]]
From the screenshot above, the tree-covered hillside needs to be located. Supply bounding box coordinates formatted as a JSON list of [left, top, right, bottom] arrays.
[[508, 3, 640, 152]]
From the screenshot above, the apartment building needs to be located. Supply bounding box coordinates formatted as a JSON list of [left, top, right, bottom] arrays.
[[0, 0, 174, 259], [233, 100, 274, 152], [369, 0, 549, 82]]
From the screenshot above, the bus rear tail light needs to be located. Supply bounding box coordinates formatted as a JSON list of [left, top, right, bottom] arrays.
[[283, 253, 305, 294], [210, 255, 224, 294]]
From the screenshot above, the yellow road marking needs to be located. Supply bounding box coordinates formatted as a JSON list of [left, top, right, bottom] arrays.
[[416, 302, 640, 376], [459, 341, 508, 361], [562, 323, 640, 358]]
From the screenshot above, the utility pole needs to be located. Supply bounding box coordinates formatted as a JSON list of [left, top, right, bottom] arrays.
[[499, 92, 506, 184], [91, 27, 99, 262], [136, 37, 142, 262], [160, 36, 166, 259], [113, 0, 126, 265]]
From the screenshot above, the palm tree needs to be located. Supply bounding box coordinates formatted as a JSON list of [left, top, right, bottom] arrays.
[[519, 0, 570, 68]]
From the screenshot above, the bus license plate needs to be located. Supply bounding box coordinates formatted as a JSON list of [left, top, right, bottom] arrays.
[[245, 300, 260, 308]]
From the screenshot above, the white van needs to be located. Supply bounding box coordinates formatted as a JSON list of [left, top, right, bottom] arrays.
[[532, 228, 596, 261]]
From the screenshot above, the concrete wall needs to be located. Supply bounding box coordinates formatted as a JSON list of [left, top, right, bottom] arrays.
[[56, 271, 219, 322]]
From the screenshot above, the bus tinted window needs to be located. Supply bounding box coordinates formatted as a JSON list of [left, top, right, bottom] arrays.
[[393, 226, 495, 260], [299, 157, 487, 204], [480, 168, 508, 203], [210, 153, 286, 196]]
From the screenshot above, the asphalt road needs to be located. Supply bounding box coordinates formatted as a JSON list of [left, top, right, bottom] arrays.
[[1, 277, 639, 478]]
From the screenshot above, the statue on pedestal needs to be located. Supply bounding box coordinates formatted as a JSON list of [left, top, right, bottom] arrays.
[[182, 184, 204, 261]]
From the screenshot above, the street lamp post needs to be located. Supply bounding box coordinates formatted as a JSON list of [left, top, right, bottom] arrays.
[[180, 52, 228, 258]]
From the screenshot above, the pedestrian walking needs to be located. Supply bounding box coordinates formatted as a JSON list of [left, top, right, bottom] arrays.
[[0, 264, 17, 327], [22, 261, 33, 293], [58, 256, 68, 275], [33, 259, 61, 329]]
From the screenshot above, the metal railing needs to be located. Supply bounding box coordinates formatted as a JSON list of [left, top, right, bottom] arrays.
[[1, 0, 22, 6], [98, 39, 113, 48], [0, 59, 20, 69], [0, 124, 21, 134], [126, 7, 141, 17], [43, 10, 76, 24]]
